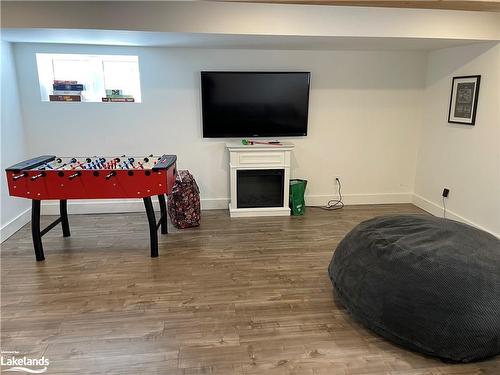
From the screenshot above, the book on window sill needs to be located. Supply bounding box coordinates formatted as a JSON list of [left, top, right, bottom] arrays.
[[53, 80, 78, 85], [102, 97, 135, 102], [53, 90, 83, 95], [53, 83, 84, 91], [49, 95, 82, 102], [105, 94, 134, 99]]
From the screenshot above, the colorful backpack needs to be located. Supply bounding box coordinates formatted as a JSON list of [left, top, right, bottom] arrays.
[[167, 170, 201, 229]]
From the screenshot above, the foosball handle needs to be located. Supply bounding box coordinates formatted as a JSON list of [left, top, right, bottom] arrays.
[[31, 172, 46, 181], [105, 171, 117, 180], [13, 172, 28, 180], [68, 172, 81, 180]]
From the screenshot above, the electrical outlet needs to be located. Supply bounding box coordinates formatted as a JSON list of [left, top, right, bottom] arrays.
[[442, 188, 450, 198]]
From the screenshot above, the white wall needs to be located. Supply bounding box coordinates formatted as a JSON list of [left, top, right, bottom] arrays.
[[414, 42, 500, 237], [12, 43, 425, 213], [3, 40, 498, 240], [0, 41, 30, 242]]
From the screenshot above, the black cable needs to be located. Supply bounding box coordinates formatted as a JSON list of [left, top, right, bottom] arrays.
[[443, 196, 446, 218], [320, 178, 344, 211]]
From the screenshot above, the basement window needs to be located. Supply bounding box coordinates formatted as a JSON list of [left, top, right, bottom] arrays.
[[36, 53, 141, 103]]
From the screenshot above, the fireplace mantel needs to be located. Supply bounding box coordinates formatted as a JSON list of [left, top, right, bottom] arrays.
[[226, 142, 294, 217]]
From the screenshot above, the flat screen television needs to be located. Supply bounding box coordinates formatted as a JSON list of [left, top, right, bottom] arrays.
[[201, 72, 310, 138]]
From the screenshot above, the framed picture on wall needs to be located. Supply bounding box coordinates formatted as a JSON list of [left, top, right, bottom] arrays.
[[448, 75, 481, 125]]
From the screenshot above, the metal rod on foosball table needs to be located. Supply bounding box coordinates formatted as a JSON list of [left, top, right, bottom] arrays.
[[105, 171, 117, 180], [68, 172, 81, 180], [31, 172, 46, 180], [13, 172, 28, 180]]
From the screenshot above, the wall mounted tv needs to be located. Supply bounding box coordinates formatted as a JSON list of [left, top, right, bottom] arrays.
[[201, 71, 310, 138]]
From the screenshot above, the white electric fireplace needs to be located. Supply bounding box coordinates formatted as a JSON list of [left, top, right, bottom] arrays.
[[226, 142, 294, 217]]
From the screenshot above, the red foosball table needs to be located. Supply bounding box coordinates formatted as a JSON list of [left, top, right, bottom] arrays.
[[5, 154, 177, 261]]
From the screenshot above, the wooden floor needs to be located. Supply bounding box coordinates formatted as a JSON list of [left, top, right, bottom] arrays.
[[1, 204, 499, 374]]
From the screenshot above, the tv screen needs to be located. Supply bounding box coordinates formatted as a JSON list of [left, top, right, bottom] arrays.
[[201, 72, 310, 138]]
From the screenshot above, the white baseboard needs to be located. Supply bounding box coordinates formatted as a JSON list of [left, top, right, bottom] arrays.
[[306, 192, 413, 206], [39, 194, 412, 216], [0, 208, 31, 243], [201, 198, 230, 210], [41, 197, 230, 215], [2, 194, 497, 241], [412, 194, 499, 238], [41, 199, 144, 215]]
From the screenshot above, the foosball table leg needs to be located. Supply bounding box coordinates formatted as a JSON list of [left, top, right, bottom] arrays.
[[30, 199, 72, 261], [143, 197, 159, 257], [31, 200, 45, 262], [158, 194, 168, 235], [60, 200, 71, 237]]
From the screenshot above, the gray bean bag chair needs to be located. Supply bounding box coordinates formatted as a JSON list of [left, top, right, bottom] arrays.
[[328, 214, 500, 363]]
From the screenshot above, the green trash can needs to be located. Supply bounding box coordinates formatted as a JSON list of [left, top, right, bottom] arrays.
[[289, 179, 307, 216]]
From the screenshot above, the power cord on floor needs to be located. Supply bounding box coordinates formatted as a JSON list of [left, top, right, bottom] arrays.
[[320, 177, 344, 211], [443, 196, 447, 218]]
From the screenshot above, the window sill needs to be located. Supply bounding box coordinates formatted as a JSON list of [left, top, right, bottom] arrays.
[[44, 101, 141, 103]]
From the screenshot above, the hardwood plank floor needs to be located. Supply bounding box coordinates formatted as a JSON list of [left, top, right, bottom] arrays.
[[1, 204, 498, 374]]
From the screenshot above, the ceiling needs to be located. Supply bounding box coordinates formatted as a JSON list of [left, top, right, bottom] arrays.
[[1, 29, 488, 51], [223, 0, 500, 12]]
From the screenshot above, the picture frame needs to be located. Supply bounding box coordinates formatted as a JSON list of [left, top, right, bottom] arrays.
[[448, 75, 481, 125]]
